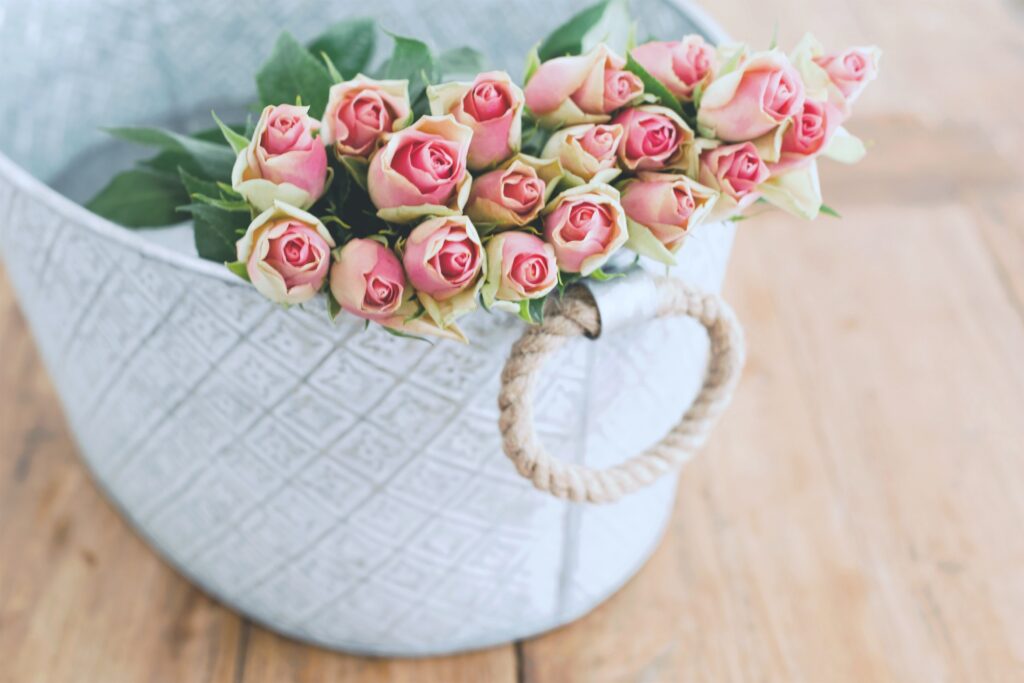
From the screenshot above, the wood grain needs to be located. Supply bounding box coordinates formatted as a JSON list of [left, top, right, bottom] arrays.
[[3, 0, 1024, 680]]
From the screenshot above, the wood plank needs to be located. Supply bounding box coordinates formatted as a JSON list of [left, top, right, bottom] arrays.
[[238, 630, 516, 683], [0, 275, 244, 683], [518, 198, 1024, 682]]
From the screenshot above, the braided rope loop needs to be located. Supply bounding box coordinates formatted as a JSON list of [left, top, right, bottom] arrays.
[[497, 277, 746, 504]]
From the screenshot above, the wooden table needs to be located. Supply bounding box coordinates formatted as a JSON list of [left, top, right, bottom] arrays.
[[3, 0, 1024, 679]]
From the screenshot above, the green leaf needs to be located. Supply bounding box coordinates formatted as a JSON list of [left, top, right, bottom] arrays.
[[320, 51, 345, 84], [626, 53, 683, 115], [226, 260, 251, 282], [819, 203, 842, 218], [717, 48, 746, 79], [528, 296, 546, 324], [524, 44, 542, 84], [86, 169, 189, 228], [179, 167, 221, 199], [385, 33, 437, 104], [106, 127, 235, 180], [256, 32, 334, 118], [381, 326, 434, 344], [437, 46, 486, 79], [326, 291, 342, 321], [518, 298, 547, 324], [556, 271, 582, 296], [189, 127, 233, 144], [211, 111, 249, 154], [309, 18, 376, 80], [626, 21, 638, 52], [768, 21, 779, 50], [318, 164, 351, 216], [217, 181, 242, 198], [179, 203, 250, 263], [339, 155, 370, 191], [588, 267, 626, 282], [192, 194, 251, 212], [691, 80, 705, 110], [538, 0, 630, 61], [139, 150, 203, 178]]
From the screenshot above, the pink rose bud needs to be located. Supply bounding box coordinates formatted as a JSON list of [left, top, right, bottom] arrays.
[[601, 69, 645, 111], [771, 98, 842, 174], [542, 123, 624, 182], [236, 201, 335, 305], [321, 76, 411, 158], [367, 115, 474, 222], [329, 238, 408, 323], [482, 231, 558, 307], [814, 47, 880, 106], [612, 105, 693, 171], [699, 142, 770, 207], [631, 35, 716, 101], [465, 160, 547, 227], [542, 184, 628, 276], [402, 216, 484, 301], [621, 173, 718, 262], [525, 44, 643, 127], [428, 71, 524, 170], [232, 104, 329, 212], [697, 51, 806, 142]]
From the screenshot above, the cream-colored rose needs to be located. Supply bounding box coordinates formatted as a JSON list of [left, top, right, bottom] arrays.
[[428, 71, 524, 170], [402, 215, 485, 328], [366, 115, 474, 223], [542, 183, 628, 276], [321, 75, 411, 158], [524, 43, 643, 128], [232, 104, 329, 212], [236, 201, 335, 305], [464, 155, 563, 228], [613, 105, 693, 171], [790, 33, 881, 117], [697, 50, 805, 142], [481, 231, 558, 311], [630, 35, 716, 101], [620, 173, 718, 265], [541, 123, 624, 184]]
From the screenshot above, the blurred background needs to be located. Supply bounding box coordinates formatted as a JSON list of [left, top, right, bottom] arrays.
[[1, 0, 1023, 681]]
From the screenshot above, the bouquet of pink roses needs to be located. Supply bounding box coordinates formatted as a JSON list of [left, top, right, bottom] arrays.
[[89, 0, 879, 342]]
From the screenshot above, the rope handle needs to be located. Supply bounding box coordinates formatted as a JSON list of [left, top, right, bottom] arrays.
[[497, 277, 746, 504]]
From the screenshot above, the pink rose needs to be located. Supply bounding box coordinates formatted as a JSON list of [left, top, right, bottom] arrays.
[[428, 71, 524, 170], [697, 51, 805, 142], [367, 115, 473, 222], [699, 142, 770, 207], [321, 76, 411, 158], [620, 173, 718, 263], [612, 106, 693, 171], [235, 201, 335, 305], [631, 35, 715, 101], [770, 98, 842, 174], [329, 238, 407, 322], [402, 216, 484, 301], [525, 44, 643, 127], [465, 159, 548, 227], [541, 123, 624, 183], [602, 69, 644, 111], [232, 104, 328, 212], [542, 184, 628, 275], [482, 231, 558, 307], [815, 47, 880, 106]]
